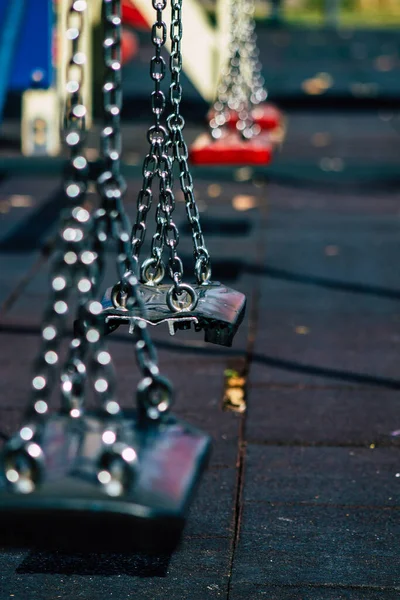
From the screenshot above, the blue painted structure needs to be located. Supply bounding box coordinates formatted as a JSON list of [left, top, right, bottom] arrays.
[[0, 0, 53, 122]]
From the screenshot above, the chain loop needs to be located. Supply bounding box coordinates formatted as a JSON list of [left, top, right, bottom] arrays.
[[24, 0, 121, 428], [166, 0, 212, 285], [211, 0, 265, 140], [130, 0, 168, 261], [24, 0, 167, 432], [127, 0, 212, 296]]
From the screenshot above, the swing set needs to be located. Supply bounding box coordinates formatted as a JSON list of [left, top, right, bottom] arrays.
[[0, 0, 265, 552]]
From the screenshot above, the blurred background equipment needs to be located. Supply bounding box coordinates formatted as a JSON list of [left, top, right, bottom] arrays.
[[0, 0, 57, 154], [1, 0, 400, 159], [189, 0, 283, 166]]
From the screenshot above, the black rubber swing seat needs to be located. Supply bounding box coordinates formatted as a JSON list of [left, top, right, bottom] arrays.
[[101, 281, 247, 347], [0, 411, 211, 553]]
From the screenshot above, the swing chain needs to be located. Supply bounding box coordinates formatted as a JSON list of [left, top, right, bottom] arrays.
[[129, 0, 168, 278], [211, 0, 262, 139], [140, 0, 190, 297], [24, 0, 167, 429], [211, 0, 250, 137], [167, 0, 211, 284], [128, 0, 205, 306], [239, 0, 267, 105], [98, 0, 167, 391], [24, 0, 116, 424]]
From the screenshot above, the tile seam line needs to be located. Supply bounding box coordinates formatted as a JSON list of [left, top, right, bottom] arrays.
[[227, 190, 266, 600]]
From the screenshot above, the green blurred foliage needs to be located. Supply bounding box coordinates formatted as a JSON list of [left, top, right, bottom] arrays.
[[281, 0, 400, 26]]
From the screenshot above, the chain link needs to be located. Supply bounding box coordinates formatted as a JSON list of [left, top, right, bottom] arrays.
[[240, 0, 267, 106], [211, 0, 265, 140], [127, 0, 206, 304], [22, 0, 167, 435], [25, 0, 117, 426], [129, 0, 168, 277], [98, 0, 163, 385], [166, 0, 211, 284]]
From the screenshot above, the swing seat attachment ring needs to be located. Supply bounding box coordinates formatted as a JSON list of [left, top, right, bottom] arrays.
[[147, 124, 168, 145], [111, 282, 129, 311], [166, 282, 198, 313], [3, 440, 45, 495], [141, 257, 166, 286], [195, 257, 212, 284], [137, 374, 173, 421], [97, 441, 139, 498]]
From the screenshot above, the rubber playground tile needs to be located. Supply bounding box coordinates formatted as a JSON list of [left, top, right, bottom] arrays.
[[184, 466, 236, 538], [245, 386, 400, 447], [263, 184, 400, 217], [229, 582, 400, 600], [257, 238, 400, 301], [251, 277, 400, 316], [249, 312, 400, 387], [0, 177, 60, 246], [242, 445, 400, 506], [230, 503, 399, 589]]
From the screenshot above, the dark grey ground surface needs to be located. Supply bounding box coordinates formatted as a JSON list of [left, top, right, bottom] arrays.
[[0, 111, 399, 599]]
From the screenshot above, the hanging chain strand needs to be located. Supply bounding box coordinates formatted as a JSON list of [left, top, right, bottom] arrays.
[[141, 0, 189, 298], [126, 0, 199, 312], [211, 0, 257, 139], [129, 0, 168, 283], [167, 0, 211, 284], [98, 0, 166, 392], [21, 0, 168, 436], [57, 0, 127, 420], [23, 0, 116, 426], [239, 0, 267, 106]]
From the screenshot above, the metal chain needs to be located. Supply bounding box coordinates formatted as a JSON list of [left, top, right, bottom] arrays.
[[211, 0, 259, 139], [129, 0, 169, 283], [98, 0, 171, 414], [23, 0, 115, 429], [239, 0, 267, 106], [166, 0, 211, 284], [21, 0, 169, 436], [142, 3, 189, 299], [126, 0, 200, 311]]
